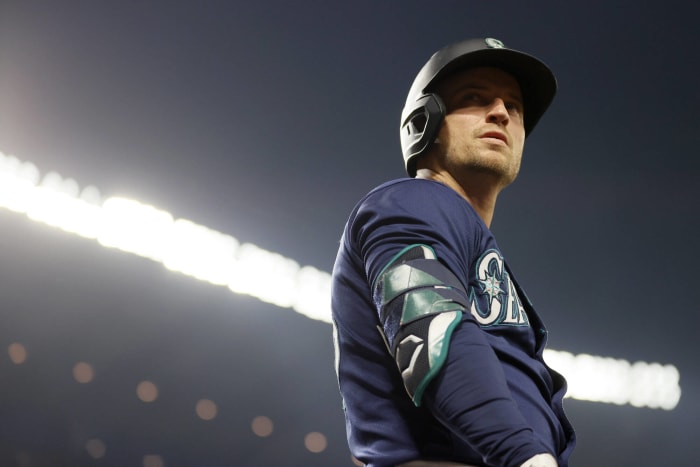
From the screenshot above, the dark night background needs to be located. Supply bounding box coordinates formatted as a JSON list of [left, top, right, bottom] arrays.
[[0, 1, 698, 466]]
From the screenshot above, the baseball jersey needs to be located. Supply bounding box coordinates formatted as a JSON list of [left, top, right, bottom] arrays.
[[331, 178, 575, 467]]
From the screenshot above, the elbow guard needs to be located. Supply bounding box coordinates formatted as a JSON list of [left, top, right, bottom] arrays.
[[373, 244, 468, 406]]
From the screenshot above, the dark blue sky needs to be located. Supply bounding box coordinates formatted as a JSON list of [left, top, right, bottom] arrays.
[[0, 1, 698, 465]]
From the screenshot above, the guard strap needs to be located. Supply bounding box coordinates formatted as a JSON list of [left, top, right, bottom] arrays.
[[373, 244, 468, 405]]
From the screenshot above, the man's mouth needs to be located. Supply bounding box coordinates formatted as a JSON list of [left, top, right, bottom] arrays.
[[480, 131, 508, 145]]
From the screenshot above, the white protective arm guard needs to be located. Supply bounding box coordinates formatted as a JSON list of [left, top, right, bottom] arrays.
[[519, 453, 558, 467]]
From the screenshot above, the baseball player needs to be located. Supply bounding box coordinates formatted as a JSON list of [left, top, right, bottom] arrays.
[[331, 38, 576, 467]]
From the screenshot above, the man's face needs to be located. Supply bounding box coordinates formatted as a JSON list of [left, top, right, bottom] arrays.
[[433, 66, 526, 188]]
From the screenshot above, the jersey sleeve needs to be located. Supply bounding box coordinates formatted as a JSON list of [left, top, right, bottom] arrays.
[[348, 179, 552, 466]]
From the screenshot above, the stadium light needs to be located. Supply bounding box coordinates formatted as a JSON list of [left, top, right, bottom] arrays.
[[0, 150, 681, 410]]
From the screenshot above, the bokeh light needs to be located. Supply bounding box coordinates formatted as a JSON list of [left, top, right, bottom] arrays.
[[73, 362, 94, 383], [85, 439, 106, 459], [195, 399, 217, 421], [136, 380, 159, 403], [143, 454, 164, 467], [251, 415, 274, 437], [304, 432, 327, 453], [8, 342, 27, 364]]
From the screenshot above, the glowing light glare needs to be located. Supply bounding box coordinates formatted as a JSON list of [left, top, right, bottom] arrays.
[[544, 349, 681, 410], [0, 150, 683, 410], [0, 153, 40, 212], [163, 219, 239, 286], [98, 198, 174, 261], [293, 265, 332, 321], [0, 153, 104, 238], [27, 183, 104, 239], [0, 150, 333, 321], [229, 243, 301, 307]]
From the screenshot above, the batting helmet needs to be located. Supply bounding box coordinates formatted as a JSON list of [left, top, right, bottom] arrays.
[[400, 37, 557, 176]]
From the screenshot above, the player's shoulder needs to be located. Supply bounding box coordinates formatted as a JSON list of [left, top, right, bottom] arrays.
[[351, 177, 478, 225], [364, 177, 461, 203]]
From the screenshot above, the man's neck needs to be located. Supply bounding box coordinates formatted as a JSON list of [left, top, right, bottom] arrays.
[[415, 168, 500, 228]]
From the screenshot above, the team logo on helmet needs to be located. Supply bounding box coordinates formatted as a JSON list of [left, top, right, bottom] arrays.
[[485, 37, 505, 49]]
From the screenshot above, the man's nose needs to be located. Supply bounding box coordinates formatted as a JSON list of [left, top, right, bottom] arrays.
[[486, 98, 509, 125]]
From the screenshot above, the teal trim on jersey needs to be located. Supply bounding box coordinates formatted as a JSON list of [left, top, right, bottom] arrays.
[[401, 289, 466, 325], [373, 243, 437, 291], [413, 310, 463, 407]]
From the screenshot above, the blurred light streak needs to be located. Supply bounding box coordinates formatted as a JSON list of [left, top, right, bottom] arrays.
[[0, 150, 331, 321], [0, 150, 681, 410], [545, 349, 681, 410]]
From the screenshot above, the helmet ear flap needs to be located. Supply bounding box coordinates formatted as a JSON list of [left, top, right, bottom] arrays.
[[400, 93, 445, 177]]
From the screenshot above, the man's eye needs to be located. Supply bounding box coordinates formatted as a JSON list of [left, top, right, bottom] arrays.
[[506, 102, 523, 115], [458, 93, 481, 105]]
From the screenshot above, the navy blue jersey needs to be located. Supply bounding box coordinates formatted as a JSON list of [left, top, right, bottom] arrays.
[[331, 178, 575, 467]]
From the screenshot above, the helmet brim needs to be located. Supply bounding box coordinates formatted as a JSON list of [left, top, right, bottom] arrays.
[[419, 45, 557, 135]]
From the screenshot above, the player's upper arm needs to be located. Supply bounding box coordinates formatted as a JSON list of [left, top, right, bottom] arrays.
[[373, 243, 469, 405]]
